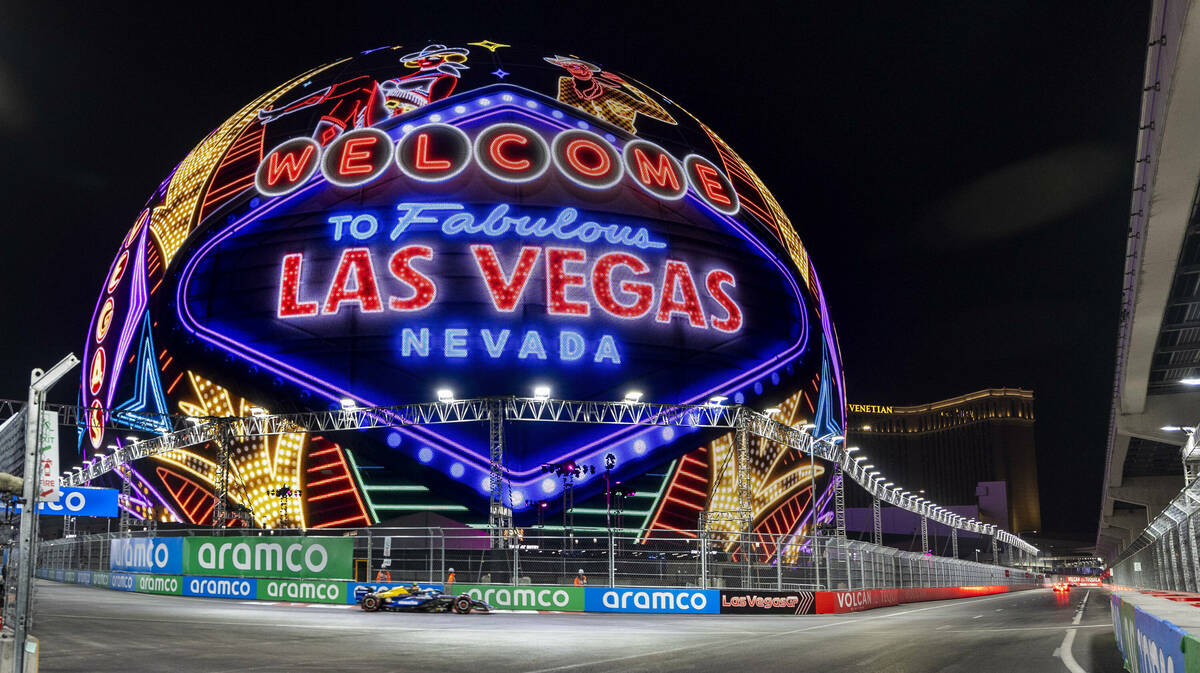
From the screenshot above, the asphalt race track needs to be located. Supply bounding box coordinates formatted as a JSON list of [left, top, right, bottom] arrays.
[[33, 581, 1124, 672]]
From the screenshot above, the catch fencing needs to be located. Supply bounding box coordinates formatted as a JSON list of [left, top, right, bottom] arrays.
[[1108, 472, 1200, 591], [37, 526, 1034, 591]]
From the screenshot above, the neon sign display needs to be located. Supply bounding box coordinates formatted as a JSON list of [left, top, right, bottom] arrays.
[[253, 121, 739, 216], [81, 43, 844, 532], [178, 86, 810, 512]]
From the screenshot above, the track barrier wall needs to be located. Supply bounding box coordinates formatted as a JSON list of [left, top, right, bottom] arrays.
[[36, 529, 1042, 615], [1110, 590, 1200, 672], [34, 566, 1036, 614]]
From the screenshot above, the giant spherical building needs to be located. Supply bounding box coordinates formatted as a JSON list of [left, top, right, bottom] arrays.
[[81, 42, 845, 554]]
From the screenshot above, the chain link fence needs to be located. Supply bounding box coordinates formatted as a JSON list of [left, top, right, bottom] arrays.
[[1109, 511, 1200, 591], [37, 526, 1032, 591], [1107, 473, 1200, 591]]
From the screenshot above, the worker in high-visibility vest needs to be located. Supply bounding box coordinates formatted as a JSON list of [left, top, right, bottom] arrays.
[[574, 569, 587, 586], [446, 568, 456, 593], [376, 569, 391, 582]]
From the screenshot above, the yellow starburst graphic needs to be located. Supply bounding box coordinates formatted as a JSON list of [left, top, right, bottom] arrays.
[[468, 39, 510, 52], [167, 371, 307, 528]]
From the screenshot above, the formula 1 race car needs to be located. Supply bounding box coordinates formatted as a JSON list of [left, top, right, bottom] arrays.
[[355, 584, 492, 614]]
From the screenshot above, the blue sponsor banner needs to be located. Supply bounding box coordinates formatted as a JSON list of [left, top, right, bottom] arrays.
[[584, 587, 720, 614], [182, 575, 257, 599], [53, 569, 64, 582], [109, 537, 183, 574], [76, 570, 92, 585], [346, 581, 443, 604], [17, 487, 119, 518], [109, 572, 136, 592], [1133, 606, 1186, 673]]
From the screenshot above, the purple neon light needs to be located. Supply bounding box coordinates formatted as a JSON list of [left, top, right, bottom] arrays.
[[107, 225, 149, 408], [173, 88, 819, 495]]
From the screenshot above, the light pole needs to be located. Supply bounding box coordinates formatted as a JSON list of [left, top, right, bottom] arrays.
[[15, 354, 79, 673]]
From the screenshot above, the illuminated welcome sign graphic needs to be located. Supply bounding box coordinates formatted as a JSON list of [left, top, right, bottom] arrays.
[[174, 85, 813, 510]]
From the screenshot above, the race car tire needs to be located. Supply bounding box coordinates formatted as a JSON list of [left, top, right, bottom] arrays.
[[362, 595, 381, 611], [453, 595, 472, 614]]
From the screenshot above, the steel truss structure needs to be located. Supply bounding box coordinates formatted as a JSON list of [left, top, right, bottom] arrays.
[[0, 395, 1036, 555]]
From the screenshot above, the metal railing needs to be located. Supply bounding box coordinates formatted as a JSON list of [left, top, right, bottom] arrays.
[[1109, 474, 1200, 590], [37, 527, 1034, 592]]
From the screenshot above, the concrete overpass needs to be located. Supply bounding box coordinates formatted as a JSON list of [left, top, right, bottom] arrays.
[[1098, 0, 1200, 562]]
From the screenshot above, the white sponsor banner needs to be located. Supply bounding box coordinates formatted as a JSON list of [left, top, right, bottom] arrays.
[[37, 411, 59, 502]]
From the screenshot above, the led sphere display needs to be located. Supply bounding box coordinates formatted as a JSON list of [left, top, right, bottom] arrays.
[[81, 43, 845, 551]]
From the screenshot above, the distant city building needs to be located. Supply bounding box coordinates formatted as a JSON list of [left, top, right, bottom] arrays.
[[846, 388, 1041, 534]]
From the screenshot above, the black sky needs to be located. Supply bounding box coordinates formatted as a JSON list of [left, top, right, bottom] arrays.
[[0, 2, 1150, 539]]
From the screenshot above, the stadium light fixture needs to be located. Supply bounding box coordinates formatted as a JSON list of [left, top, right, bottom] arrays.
[[248, 406, 268, 417], [124, 435, 138, 443], [764, 407, 782, 416], [869, 471, 881, 477], [853, 455, 867, 462], [845, 446, 859, 452], [862, 464, 874, 469], [339, 398, 357, 411], [436, 389, 455, 403], [800, 423, 816, 430], [708, 395, 727, 405], [1182, 378, 1200, 385], [533, 385, 551, 401], [624, 391, 643, 403]]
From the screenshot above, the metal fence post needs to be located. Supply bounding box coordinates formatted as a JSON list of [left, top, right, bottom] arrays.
[[700, 529, 708, 590], [366, 529, 373, 581], [776, 533, 783, 591], [513, 540, 520, 585], [608, 532, 615, 588]]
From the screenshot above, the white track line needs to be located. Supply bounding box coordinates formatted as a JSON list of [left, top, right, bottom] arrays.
[[1054, 590, 1089, 673]]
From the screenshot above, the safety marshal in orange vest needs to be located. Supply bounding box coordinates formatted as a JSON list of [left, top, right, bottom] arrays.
[[446, 567, 456, 593], [574, 569, 587, 586]]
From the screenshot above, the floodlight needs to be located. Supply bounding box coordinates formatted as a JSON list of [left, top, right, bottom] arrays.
[[624, 390, 643, 403], [436, 389, 455, 403], [708, 395, 727, 405], [339, 398, 357, 411], [533, 385, 551, 400]]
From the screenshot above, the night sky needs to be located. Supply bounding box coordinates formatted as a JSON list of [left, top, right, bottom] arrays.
[[0, 2, 1150, 540]]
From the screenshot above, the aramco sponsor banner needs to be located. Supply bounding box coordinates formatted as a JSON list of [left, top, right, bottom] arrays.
[[17, 486, 118, 517], [257, 579, 344, 604], [457, 584, 584, 611], [110, 537, 183, 574], [1112, 594, 1188, 673], [183, 576, 258, 599], [814, 589, 900, 614], [719, 590, 815, 615], [135, 574, 182, 596], [109, 572, 136, 592], [181, 536, 352, 579], [584, 587, 719, 614]]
